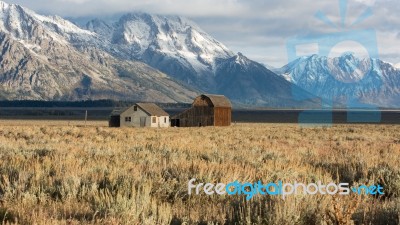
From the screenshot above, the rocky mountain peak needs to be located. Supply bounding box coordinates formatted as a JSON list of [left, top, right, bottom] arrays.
[[234, 52, 251, 66], [277, 54, 400, 107]]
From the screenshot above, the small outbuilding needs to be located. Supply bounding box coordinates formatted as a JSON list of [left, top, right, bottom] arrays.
[[109, 103, 170, 128], [171, 94, 232, 127]]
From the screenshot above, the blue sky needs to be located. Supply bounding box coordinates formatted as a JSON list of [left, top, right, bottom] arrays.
[[5, 0, 400, 67]]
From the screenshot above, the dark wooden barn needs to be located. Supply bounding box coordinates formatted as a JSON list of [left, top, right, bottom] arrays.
[[171, 94, 232, 127]]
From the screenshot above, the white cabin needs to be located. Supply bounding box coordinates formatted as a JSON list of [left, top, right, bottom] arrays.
[[109, 103, 170, 128]]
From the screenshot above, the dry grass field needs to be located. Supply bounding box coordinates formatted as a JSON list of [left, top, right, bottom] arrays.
[[0, 120, 399, 224]]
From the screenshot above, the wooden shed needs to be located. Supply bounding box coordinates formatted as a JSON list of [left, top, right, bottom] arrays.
[[171, 94, 232, 127], [109, 103, 170, 128]]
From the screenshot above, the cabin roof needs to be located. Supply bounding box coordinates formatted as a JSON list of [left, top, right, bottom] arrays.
[[137, 103, 169, 116], [110, 103, 169, 117]]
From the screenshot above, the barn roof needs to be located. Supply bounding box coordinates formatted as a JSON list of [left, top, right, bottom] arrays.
[[199, 94, 232, 108], [137, 103, 169, 116]]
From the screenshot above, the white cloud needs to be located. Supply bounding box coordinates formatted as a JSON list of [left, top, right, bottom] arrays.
[[7, 0, 246, 17], [353, 0, 376, 6]]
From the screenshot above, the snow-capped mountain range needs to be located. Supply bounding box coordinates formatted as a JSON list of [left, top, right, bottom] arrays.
[[0, 0, 399, 107], [0, 1, 197, 102], [214, 53, 318, 106], [0, 1, 317, 107], [85, 13, 234, 91], [81, 13, 320, 107], [276, 54, 400, 107]]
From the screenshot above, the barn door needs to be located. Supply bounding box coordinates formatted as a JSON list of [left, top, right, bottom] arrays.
[[140, 117, 146, 127]]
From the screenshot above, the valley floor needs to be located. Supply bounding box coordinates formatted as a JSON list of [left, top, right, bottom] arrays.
[[0, 121, 399, 224]]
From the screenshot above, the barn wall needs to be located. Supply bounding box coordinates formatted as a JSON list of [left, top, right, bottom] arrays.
[[172, 95, 232, 127], [174, 106, 214, 127], [214, 107, 231, 126]]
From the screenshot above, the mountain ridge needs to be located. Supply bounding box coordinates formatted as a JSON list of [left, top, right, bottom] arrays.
[[276, 53, 400, 107], [4, 1, 396, 108], [81, 12, 320, 107], [0, 1, 198, 103], [84, 12, 234, 91], [0, 0, 318, 107]]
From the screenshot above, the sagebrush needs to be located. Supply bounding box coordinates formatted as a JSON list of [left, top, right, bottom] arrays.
[[0, 120, 399, 224]]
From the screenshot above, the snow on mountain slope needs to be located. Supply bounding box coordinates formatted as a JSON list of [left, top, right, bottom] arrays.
[[0, 1, 198, 102], [214, 53, 320, 107], [110, 13, 233, 67], [86, 13, 235, 91], [0, 1, 94, 44], [0, 1, 332, 107], [0, 3, 316, 107], [278, 54, 400, 107], [82, 13, 325, 107]]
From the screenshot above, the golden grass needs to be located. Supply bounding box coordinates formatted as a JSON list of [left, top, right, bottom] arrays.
[[0, 120, 399, 224]]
